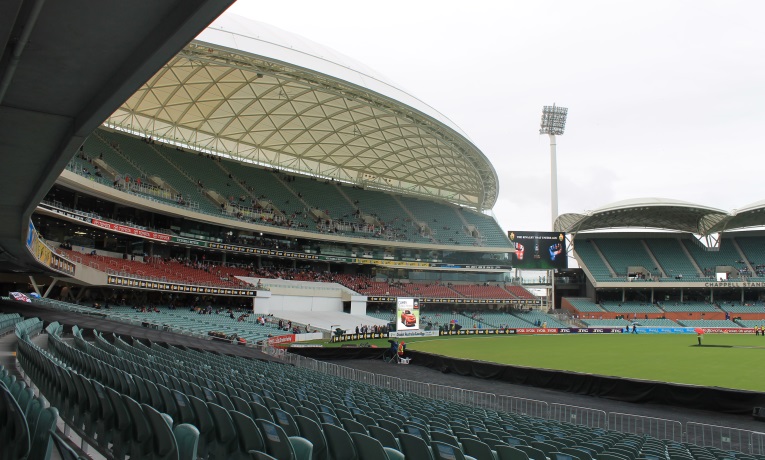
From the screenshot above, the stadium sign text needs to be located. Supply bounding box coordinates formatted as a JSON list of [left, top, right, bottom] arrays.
[[91, 218, 171, 242], [704, 282, 765, 287], [389, 331, 439, 338], [106, 275, 256, 297], [267, 334, 296, 346]]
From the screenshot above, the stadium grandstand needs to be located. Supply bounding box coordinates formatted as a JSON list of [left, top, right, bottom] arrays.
[[10, 11, 546, 338], [554, 198, 765, 330], [2, 3, 765, 460]]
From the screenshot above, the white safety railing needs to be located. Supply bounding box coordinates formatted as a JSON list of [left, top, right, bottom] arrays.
[[686, 422, 765, 455], [499, 395, 549, 419], [609, 412, 684, 441], [549, 403, 608, 429]]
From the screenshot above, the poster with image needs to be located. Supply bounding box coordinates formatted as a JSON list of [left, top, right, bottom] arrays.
[[396, 297, 420, 331]]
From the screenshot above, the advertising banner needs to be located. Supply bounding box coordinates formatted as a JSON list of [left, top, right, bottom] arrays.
[[91, 218, 171, 242], [330, 332, 389, 343], [389, 330, 439, 338], [515, 328, 560, 335], [396, 298, 420, 331], [27, 223, 76, 276], [556, 327, 624, 334], [106, 275, 256, 297], [508, 231, 567, 269], [267, 334, 296, 346], [439, 329, 517, 336]]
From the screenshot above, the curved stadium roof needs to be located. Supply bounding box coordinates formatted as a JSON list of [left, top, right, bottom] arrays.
[[105, 14, 499, 210], [555, 197, 765, 235]]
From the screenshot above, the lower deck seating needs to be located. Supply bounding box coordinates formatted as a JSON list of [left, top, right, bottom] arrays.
[[13, 316, 762, 460], [678, 320, 742, 328], [581, 319, 631, 327]]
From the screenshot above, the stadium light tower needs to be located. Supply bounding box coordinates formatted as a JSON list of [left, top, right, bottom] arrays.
[[540, 104, 568, 229]]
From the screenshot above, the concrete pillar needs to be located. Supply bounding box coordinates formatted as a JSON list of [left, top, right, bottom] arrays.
[[43, 279, 58, 298], [28, 276, 41, 296]]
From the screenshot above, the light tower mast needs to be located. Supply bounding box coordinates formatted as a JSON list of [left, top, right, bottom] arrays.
[[539, 104, 568, 229]]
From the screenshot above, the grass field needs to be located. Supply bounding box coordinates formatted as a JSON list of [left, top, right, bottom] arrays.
[[308, 333, 765, 392]]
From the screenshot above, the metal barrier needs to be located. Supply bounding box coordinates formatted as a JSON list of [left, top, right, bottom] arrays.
[[550, 403, 607, 428], [355, 369, 376, 386], [375, 374, 401, 391], [686, 422, 765, 455], [430, 384, 465, 405], [499, 395, 549, 419], [752, 431, 765, 456], [400, 379, 430, 398], [609, 412, 683, 441], [462, 389, 498, 410]]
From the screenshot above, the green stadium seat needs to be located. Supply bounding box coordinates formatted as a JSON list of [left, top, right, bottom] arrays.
[[230, 410, 266, 460], [256, 418, 300, 460], [398, 432, 435, 460], [498, 446, 531, 460], [351, 431, 405, 460], [294, 414, 329, 460], [323, 422, 358, 460], [207, 403, 239, 459]]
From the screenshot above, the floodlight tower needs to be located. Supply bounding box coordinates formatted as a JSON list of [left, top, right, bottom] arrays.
[[540, 104, 568, 229]]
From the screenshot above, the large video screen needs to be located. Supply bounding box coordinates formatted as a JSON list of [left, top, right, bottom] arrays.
[[396, 298, 420, 331], [508, 231, 568, 269]]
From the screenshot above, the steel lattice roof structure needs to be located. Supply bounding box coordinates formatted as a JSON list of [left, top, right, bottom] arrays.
[[555, 197, 765, 236], [105, 15, 499, 211]]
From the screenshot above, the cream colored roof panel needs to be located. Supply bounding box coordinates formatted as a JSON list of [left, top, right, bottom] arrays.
[[106, 14, 498, 210]]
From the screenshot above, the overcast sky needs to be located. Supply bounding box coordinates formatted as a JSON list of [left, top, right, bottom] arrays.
[[224, 0, 765, 233]]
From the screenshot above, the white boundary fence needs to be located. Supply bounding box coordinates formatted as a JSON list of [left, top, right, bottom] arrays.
[[265, 345, 765, 452], [499, 395, 549, 419], [686, 422, 765, 455], [550, 403, 607, 429], [609, 412, 684, 442]]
